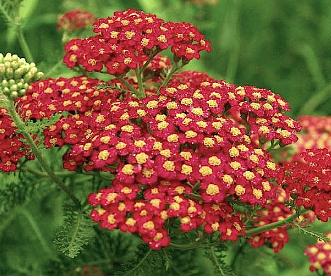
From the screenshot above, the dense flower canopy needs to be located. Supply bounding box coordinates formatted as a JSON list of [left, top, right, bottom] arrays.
[[282, 148, 331, 222], [14, 64, 303, 248], [0, 8, 330, 255]]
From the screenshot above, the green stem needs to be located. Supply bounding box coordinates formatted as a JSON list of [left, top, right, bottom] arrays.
[[22, 167, 76, 177], [170, 242, 200, 250], [140, 50, 160, 73], [16, 25, 34, 62], [117, 76, 140, 97], [157, 64, 181, 94], [7, 99, 81, 208], [135, 68, 145, 98], [246, 209, 307, 236], [294, 223, 330, 242], [128, 249, 152, 274], [230, 241, 247, 268], [170, 240, 218, 250]]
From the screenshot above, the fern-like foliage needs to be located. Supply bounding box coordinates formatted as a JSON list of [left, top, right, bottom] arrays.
[[45, 229, 136, 275], [114, 244, 167, 276], [0, 0, 23, 23], [54, 206, 95, 258], [205, 244, 235, 276], [0, 171, 40, 215], [20, 113, 65, 149], [295, 224, 330, 242]]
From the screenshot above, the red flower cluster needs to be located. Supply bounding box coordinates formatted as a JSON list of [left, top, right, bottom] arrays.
[[295, 116, 331, 153], [248, 188, 292, 252], [282, 149, 331, 222], [13, 63, 302, 248], [63, 9, 211, 75], [17, 76, 120, 121], [0, 108, 32, 172], [57, 9, 96, 32], [88, 181, 243, 249], [305, 232, 331, 275], [2, 9, 307, 250]]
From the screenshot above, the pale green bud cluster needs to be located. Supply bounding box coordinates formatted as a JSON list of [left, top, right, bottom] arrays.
[[0, 53, 44, 99]]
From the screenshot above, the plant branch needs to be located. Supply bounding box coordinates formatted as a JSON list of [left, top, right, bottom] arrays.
[[117, 76, 140, 97], [157, 63, 182, 94], [6, 99, 81, 208], [170, 240, 218, 250], [139, 49, 160, 74], [135, 68, 145, 98], [230, 240, 247, 268], [294, 223, 330, 242], [128, 249, 152, 275], [22, 167, 80, 177], [246, 209, 308, 236]]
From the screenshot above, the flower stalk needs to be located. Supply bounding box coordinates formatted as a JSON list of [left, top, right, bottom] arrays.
[[246, 208, 308, 236], [135, 68, 145, 98], [6, 98, 81, 208]]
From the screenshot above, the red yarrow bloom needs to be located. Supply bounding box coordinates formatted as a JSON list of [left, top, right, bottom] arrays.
[[282, 148, 331, 222], [57, 9, 96, 32]]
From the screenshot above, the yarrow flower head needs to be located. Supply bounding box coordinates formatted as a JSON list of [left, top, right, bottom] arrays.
[[305, 232, 331, 275], [281, 148, 331, 222], [14, 63, 302, 249], [295, 116, 331, 153], [0, 108, 33, 172], [57, 9, 96, 32], [63, 9, 211, 75], [0, 53, 44, 99]]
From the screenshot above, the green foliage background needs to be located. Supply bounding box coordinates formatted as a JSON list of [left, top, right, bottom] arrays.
[[0, 0, 330, 276]]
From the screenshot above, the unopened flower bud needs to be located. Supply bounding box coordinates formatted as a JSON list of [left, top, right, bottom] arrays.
[[0, 53, 44, 99]]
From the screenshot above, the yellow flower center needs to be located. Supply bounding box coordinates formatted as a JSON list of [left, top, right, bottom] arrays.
[[235, 185, 245, 196], [98, 150, 110, 160], [163, 161, 175, 171], [206, 184, 220, 196], [199, 166, 213, 176], [122, 164, 134, 175], [135, 152, 149, 164]]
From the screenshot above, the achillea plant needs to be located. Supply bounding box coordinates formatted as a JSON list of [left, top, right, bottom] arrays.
[[0, 8, 330, 276]]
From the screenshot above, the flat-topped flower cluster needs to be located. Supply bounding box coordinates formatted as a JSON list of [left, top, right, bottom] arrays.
[[63, 9, 211, 75]]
